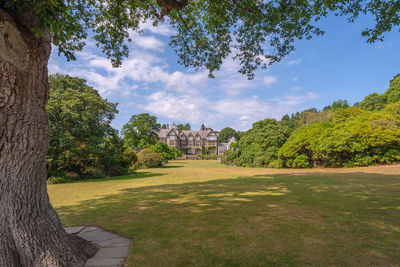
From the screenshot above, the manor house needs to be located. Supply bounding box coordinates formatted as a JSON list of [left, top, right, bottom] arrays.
[[156, 123, 218, 155]]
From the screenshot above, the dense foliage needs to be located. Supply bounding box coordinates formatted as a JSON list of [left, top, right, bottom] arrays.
[[177, 123, 191, 130], [5, 1, 399, 78], [218, 127, 240, 143], [122, 113, 161, 151], [145, 141, 182, 160], [46, 74, 137, 181], [278, 106, 400, 168], [225, 119, 291, 167], [360, 74, 400, 111], [223, 74, 400, 169], [137, 149, 164, 169]]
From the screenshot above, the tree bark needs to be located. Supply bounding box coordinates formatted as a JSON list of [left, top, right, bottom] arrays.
[[0, 8, 86, 267]]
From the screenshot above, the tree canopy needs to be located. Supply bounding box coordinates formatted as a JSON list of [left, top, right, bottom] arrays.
[[122, 113, 161, 151], [3, 0, 399, 78], [218, 127, 240, 143], [226, 119, 292, 167], [177, 123, 191, 130], [278, 106, 400, 168], [360, 73, 400, 111], [47, 74, 118, 173], [46, 74, 137, 180], [145, 141, 182, 160]]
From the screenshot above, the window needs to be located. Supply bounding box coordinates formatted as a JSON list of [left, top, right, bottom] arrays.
[[169, 135, 176, 140], [169, 141, 175, 145], [207, 136, 217, 141]]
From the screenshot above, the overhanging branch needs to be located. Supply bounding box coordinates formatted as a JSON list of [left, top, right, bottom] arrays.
[[231, 0, 259, 15]]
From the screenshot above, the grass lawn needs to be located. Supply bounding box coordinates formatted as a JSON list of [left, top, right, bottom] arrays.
[[48, 161, 400, 266]]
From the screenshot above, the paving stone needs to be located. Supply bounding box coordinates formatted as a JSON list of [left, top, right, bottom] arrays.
[[95, 247, 130, 258], [80, 226, 100, 233], [64, 226, 85, 235], [78, 229, 120, 243], [96, 237, 132, 248], [68, 226, 132, 267], [84, 257, 125, 267]]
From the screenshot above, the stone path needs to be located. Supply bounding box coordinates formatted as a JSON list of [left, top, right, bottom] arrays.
[[65, 226, 132, 267]]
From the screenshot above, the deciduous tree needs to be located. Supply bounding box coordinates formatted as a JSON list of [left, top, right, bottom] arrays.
[[219, 127, 239, 143], [47, 74, 118, 175], [122, 113, 161, 150]]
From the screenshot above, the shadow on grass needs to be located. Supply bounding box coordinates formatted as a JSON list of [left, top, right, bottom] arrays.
[[58, 171, 400, 222], [158, 165, 184, 169], [56, 172, 400, 266], [81, 171, 165, 183]]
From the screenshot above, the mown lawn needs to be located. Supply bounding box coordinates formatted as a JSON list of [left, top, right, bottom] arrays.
[[48, 161, 400, 266]]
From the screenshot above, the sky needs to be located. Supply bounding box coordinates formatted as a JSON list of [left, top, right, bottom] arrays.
[[49, 13, 400, 132]]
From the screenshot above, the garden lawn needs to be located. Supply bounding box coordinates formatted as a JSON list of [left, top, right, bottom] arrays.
[[48, 161, 400, 266]]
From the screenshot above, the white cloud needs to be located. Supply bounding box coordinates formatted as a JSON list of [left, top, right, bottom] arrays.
[[263, 76, 278, 87], [142, 91, 210, 124], [139, 20, 175, 36], [132, 36, 165, 51], [276, 92, 318, 106], [285, 59, 302, 66]]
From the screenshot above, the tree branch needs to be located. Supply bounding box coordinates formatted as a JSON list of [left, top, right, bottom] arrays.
[[154, 0, 189, 19], [231, 0, 259, 15]]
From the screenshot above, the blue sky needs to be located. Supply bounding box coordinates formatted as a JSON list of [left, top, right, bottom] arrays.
[[49, 13, 400, 131]]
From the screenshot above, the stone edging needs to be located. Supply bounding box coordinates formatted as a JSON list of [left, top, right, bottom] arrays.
[[65, 226, 132, 267]]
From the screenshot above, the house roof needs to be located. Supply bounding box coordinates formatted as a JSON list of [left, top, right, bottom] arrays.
[[155, 129, 218, 139]]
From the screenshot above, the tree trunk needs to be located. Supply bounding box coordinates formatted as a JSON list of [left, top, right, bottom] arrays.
[[0, 8, 86, 267]]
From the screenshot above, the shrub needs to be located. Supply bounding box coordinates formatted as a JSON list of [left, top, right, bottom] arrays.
[[278, 108, 400, 168], [219, 156, 227, 164], [107, 165, 127, 177], [292, 155, 310, 168], [137, 149, 164, 169], [119, 147, 138, 172], [381, 149, 400, 163], [144, 141, 182, 160], [47, 176, 70, 184], [224, 119, 291, 167], [80, 168, 106, 180]]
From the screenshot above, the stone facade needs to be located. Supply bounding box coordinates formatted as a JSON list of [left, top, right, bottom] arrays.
[[218, 136, 237, 154], [156, 124, 218, 155]]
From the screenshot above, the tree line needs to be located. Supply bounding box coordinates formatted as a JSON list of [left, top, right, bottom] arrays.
[[222, 73, 400, 168]]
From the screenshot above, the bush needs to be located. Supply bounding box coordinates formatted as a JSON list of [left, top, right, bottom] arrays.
[[107, 165, 127, 177], [219, 156, 227, 164], [80, 168, 106, 180], [47, 176, 70, 184], [144, 141, 182, 160], [119, 147, 138, 167], [381, 149, 400, 163], [278, 108, 400, 168], [223, 119, 291, 167], [292, 155, 310, 168], [137, 149, 164, 169]]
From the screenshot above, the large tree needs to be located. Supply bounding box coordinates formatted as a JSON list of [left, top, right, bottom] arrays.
[[122, 113, 161, 151], [219, 127, 240, 143], [47, 74, 118, 175], [0, 0, 399, 266]]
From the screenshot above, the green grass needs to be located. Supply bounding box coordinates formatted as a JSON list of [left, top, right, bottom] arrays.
[[49, 161, 400, 266]]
